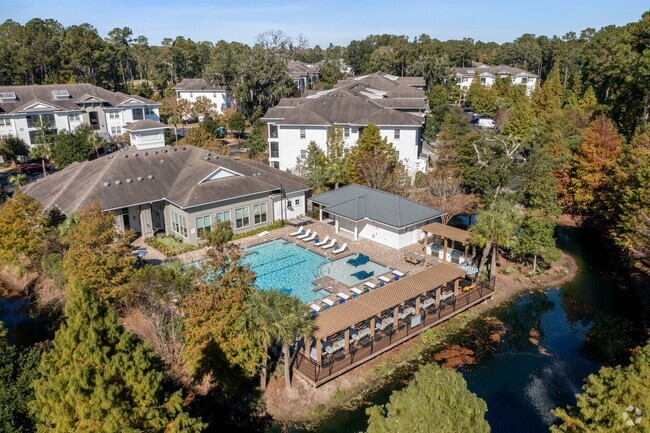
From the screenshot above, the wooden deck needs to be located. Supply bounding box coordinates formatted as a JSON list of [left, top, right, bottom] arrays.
[[293, 282, 495, 387]]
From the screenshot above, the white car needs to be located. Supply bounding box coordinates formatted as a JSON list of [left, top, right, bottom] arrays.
[[477, 118, 496, 129]]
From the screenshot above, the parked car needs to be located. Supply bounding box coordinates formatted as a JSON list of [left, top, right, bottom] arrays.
[[21, 163, 52, 174], [477, 118, 496, 129]]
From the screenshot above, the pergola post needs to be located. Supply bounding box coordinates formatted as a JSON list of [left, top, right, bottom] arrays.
[[464, 244, 469, 263], [435, 286, 441, 307], [454, 279, 460, 298], [319, 207, 323, 221], [415, 296, 421, 315], [354, 223, 358, 241], [423, 229, 428, 253], [303, 337, 308, 356], [393, 306, 400, 325], [443, 238, 448, 263], [344, 329, 350, 352], [316, 339, 322, 364], [370, 315, 376, 337]]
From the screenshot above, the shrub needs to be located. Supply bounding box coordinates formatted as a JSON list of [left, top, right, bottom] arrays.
[[145, 235, 199, 257], [232, 220, 284, 240], [41, 253, 65, 290]]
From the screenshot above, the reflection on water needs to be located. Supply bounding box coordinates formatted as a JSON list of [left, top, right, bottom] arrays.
[[0, 296, 50, 347], [304, 227, 646, 433]]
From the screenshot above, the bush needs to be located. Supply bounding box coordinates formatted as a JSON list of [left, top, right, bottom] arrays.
[[232, 220, 284, 240], [145, 235, 199, 257], [41, 253, 65, 290]]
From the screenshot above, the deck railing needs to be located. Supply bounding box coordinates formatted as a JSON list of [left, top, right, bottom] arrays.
[[294, 280, 495, 385]]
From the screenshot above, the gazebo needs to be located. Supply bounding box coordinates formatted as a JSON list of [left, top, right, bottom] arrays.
[[420, 222, 474, 265]]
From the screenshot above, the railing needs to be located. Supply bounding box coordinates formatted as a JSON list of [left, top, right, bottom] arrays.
[[295, 281, 495, 385]]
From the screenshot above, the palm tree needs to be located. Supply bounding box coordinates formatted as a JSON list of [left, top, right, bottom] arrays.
[[275, 295, 314, 390], [8, 173, 27, 187], [470, 200, 520, 282], [87, 132, 105, 158], [29, 143, 52, 177]]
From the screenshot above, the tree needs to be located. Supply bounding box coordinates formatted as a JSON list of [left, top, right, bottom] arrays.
[[0, 191, 49, 263], [366, 363, 490, 433], [299, 141, 328, 192], [7, 173, 27, 187], [466, 74, 497, 116], [551, 341, 650, 433], [0, 322, 41, 433], [470, 200, 521, 281], [247, 120, 267, 158], [182, 243, 263, 380], [325, 124, 348, 189], [31, 284, 205, 432], [51, 124, 94, 168], [30, 121, 54, 177], [513, 210, 560, 272], [191, 96, 214, 119], [227, 111, 246, 138], [202, 221, 234, 248], [0, 136, 29, 163], [63, 203, 135, 302], [87, 130, 105, 158], [412, 167, 475, 225], [178, 127, 229, 154]]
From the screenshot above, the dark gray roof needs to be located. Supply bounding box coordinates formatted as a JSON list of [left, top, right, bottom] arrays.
[[288, 60, 322, 79], [0, 84, 158, 115], [22, 145, 308, 214], [172, 78, 226, 91], [310, 184, 444, 228], [124, 119, 169, 131], [455, 64, 537, 78]]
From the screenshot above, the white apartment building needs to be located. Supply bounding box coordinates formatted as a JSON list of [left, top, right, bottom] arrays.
[[455, 62, 538, 96], [172, 78, 230, 117], [0, 83, 160, 147]]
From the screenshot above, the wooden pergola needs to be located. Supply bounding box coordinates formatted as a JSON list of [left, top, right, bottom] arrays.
[[294, 262, 496, 386], [421, 222, 473, 264]]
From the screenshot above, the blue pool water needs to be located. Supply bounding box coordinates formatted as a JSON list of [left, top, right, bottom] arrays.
[[243, 239, 330, 303]]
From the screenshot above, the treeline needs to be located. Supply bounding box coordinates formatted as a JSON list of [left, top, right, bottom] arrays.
[[2, 13, 650, 129]]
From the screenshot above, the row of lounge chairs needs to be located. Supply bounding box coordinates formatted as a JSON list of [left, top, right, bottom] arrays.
[[289, 227, 348, 254]]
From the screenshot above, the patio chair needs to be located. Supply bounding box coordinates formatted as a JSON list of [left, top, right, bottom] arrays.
[[290, 227, 304, 236], [336, 292, 350, 300], [363, 281, 376, 290], [332, 243, 348, 255], [296, 228, 311, 240], [302, 231, 317, 242], [347, 253, 363, 266], [351, 270, 373, 280], [314, 236, 330, 247], [310, 310, 317, 318], [321, 238, 337, 249]]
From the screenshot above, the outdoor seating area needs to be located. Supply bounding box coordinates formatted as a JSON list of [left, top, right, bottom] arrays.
[[294, 263, 496, 387], [421, 223, 475, 266]]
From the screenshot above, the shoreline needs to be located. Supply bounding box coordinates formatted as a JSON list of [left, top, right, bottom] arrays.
[[263, 251, 579, 426]]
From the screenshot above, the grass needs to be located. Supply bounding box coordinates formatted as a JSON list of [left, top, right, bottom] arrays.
[[145, 235, 199, 257]]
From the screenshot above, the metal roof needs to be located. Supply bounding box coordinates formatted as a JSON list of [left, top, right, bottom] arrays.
[[313, 263, 466, 339], [310, 184, 444, 228]]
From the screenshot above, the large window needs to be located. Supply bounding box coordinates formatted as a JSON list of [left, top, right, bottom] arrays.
[[343, 127, 350, 138], [110, 126, 122, 135], [235, 207, 250, 229], [300, 149, 307, 160], [394, 129, 400, 139], [26, 113, 55, 128], [171, 211, 188, 238], [270, 142, 279, 158], [68, 113, 81, 122], [299, 128, 306, 139], [0, 117, 10, 126], [108, 111, 120, 120], [269, 124, 278, 138], [480, 77, 487, 84], [195, 215, 212, 238], [132, 108, 144, 120], [215, 210, 231, 224], [145, 107, 154, 115], [254, 203, 267, 225], [521, 77, 528, 84]]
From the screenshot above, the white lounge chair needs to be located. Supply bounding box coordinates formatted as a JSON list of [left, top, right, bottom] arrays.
[[364, 281, 376, 290], [378, 276, 392, 283], [392, 270, 405, 277], [321, 238, 337, 249], [310, 303, 321, 312], [322, 298, 335, 306], [257, 230, 269, 237], [350, 287, 363, 295], [375, 317, 394, 332], [290, 227, 304, 236], [336, 292, 350, 300], [314, 236, 329, 247], [422, 297, 435, 309], [398, 307, 415, 320], [296, 228, 311, 240], [350, 327, 371, 342], [303, 231, 317, 242], [332, 243, 348, 255]]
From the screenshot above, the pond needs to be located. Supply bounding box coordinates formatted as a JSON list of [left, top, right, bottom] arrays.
[[0, 296, 51, 347], [300, 226, 647, 433]]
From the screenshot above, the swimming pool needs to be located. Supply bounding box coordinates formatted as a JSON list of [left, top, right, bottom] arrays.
[[321, 256, 392, 287], [243, 239, 330, 303]]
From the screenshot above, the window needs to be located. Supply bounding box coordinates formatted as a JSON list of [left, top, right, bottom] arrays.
[[145, 107, 154, 115], [394, 129, 400, 139], [343, 127, 350, 138], [270, 142, 279, 158], [213, 93, 217, 98], [110, 126, 122, 135], [461, 77, 468, 83], [300, 149, 307, 160], [299, 128, 306, 139], [26, 113, 55, 128], [132, 108, 144, 120], [235, 207, 250, 229], [254, 203, 267, 225], [108, 111, 120, 120], [195, 215, 212, 238], [480, 77, 487, 84], [269, 124, 278, 138], [68, 113, 81, 122], [215, 210, 231, 224], [358, 127, 365, 137], [189, 93, 193, 98], [0, 117, 10, 126], [396, 150, 400, 160], [521, 77, 528, 84], [271, 161, 279, 169], [295, 198, 300, 206], [171, 211, 188, 238]]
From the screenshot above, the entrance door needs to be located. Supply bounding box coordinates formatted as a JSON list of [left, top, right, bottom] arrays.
[[89, 112, 100, 130], [121, 208, 130, 229]]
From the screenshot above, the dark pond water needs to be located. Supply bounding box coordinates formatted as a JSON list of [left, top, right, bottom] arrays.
[[298, 226, 647, 433], [0, 296, 51, 347]]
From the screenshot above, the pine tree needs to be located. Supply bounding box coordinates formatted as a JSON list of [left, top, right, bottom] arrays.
[[63, 203, 135, 303], [31, 284, 205, 432], [366, 363, 490, 433], [533, 66, 564, 127]]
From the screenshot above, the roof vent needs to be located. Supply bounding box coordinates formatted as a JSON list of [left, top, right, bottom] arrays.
[[133, 153, 138, 157], [206, 152, 211, 156], [108, 155, 113, 159], [147, 175, 153, 180], [115, 180, 122, 185], [182, 147, 186, 150], [122, 154, 128, 158], [126, 178, 132, 183], [103, 181, 110, 187], [143, 152, 148, 155], [172, 148, 177, 152], [160, 159, 164, 164], [137, 176, 143, 181], [163, 149, 168, 153], [204, 156, 210, 160], [153, 150, 158, 154]]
